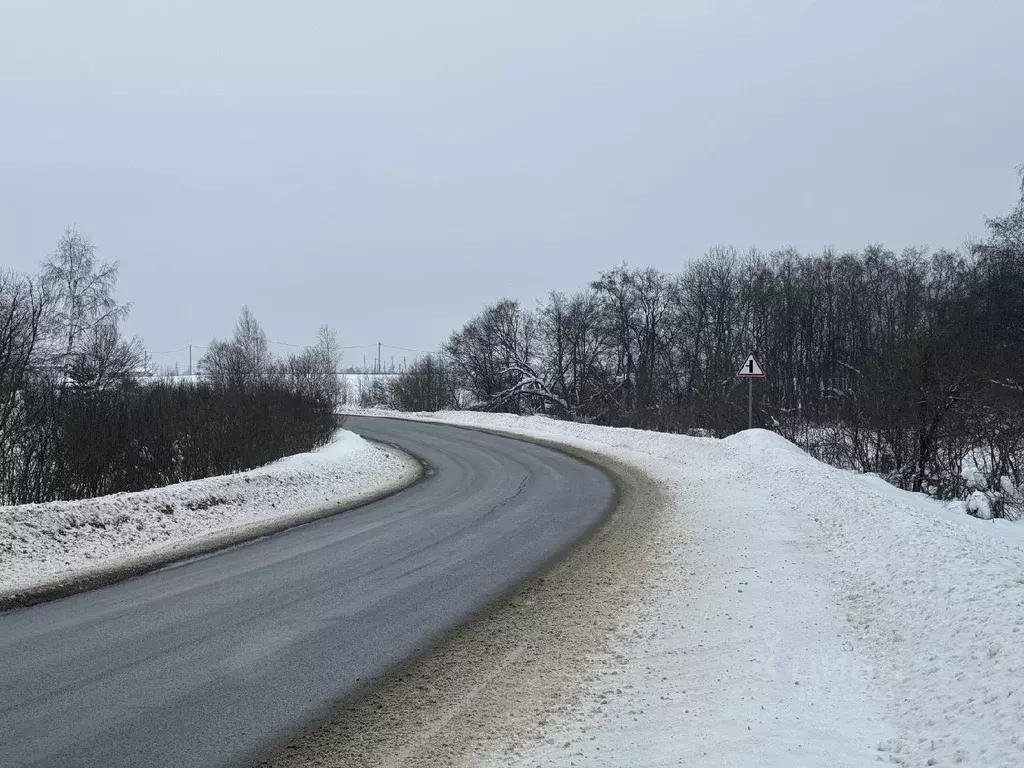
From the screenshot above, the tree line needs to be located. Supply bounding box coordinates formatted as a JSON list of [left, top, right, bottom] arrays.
[[0, 229, 342, 505], [369, 176, 1024, 517]]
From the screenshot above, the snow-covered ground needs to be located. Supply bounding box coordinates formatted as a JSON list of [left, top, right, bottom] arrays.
[[0, 429, 419, 595], [348, 409, 1024, 768]]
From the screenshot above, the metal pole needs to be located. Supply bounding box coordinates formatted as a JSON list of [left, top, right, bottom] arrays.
[[748, 377, 753, 430]]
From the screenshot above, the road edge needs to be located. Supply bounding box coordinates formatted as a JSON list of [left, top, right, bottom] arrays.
[[0, 440, 426, 612]]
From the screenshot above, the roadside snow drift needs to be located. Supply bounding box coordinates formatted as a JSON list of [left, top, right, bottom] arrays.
[[347, 409, 1024, 768], [0, 429, 418, 596]]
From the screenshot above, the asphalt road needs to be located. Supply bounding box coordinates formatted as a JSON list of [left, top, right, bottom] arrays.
[[0, 417, 614, 768]]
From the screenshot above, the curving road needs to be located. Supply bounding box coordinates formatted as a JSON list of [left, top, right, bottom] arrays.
[[0, 417, 614, 768]]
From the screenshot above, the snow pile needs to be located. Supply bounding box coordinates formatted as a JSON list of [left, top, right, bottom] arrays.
[[349, 409, 1024, 768], [960, 457, 1023, 521], [0, 429, 417, 593]]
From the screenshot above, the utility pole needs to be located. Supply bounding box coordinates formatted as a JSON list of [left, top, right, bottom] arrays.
[[377, 342, 382, 374], [188, 344, 192, 377]]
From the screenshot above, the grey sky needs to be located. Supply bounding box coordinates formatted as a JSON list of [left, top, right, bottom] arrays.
[[2, 0, 1021, 370]]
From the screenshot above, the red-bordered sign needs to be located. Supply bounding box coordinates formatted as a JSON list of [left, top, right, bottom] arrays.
[[737, 353, 766, 379]]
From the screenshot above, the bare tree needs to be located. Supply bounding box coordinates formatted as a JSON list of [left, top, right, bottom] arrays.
[[444, 299, 566, 414], [371, 354, 459, 412], [233, 305, 271, 381], [536, 290, 613, 420], [66, 324, 145, 390], [200, 306, 272, 387], [314, 325, 342, 372], [284, 326, 343, 408], [0, 271, 49, 501], [40, 228, 131, 381]]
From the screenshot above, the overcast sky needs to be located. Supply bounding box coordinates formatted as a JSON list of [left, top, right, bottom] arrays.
[[1, 0, 1021, 370]]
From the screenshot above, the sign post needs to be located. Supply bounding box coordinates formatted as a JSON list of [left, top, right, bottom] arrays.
[[736, 353, 767, 429]]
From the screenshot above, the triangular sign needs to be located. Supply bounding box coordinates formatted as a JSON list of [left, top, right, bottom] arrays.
[[737, 354, 766, 378]]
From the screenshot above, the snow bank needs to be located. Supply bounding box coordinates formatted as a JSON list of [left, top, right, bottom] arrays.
[[348, 409, 1024, 768], [0, 429, 418, 596]]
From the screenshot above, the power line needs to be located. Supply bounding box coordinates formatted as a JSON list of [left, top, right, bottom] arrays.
[[266, 340, 423, 351], [267, 339, 306, 348], [380, 342, 433, 354]]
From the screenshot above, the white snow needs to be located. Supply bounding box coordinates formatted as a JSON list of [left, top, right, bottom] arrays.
[[348, 408, 1024, 768], [0, 429, 417, 593], [968, 489, 995, 520]]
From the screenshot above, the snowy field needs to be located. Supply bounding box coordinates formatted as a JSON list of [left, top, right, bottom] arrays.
[[348, 409, 1024, 768], [0, 429, 418, 596]]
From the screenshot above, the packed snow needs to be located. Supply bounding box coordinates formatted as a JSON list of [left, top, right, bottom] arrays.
[[0, 429, 418, 595], [348, 408, 1024, 768]]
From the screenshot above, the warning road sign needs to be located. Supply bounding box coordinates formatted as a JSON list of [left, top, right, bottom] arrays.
[[738, 353, 766, 429], [737, 354, 766, 379], [737, 354, 770, 378]]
